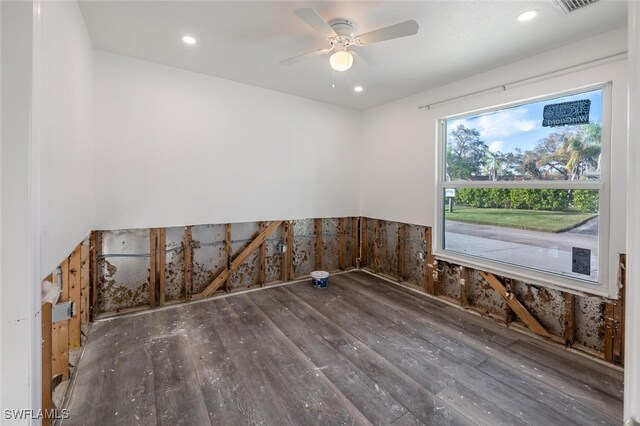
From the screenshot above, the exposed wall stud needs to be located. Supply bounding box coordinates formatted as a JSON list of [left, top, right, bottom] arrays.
[[338, 218, 346, 270], [360, 217, 368, 269], [564, 293, 575, 346], [281, 222, 290, 282], [183, 226, 193, 298], [89, 231, 99, 322], [352, 217, 359, 268], [158, 228, 166, 306], [149, 228, 158, 307], [80, 240, 90, 326], [315, 218, 323, 270], [460, 266, 469, 307], [195, 221, 283, 299], [425, 226, 435, 294], [68, 245, 82, 348], [374, 219, 381, 273], [287, 221, 294, 279], [259, 222, 267, 286], [225, 223, 232, 292], [42, 302, 52, 426], [397, 224, 406, 282]]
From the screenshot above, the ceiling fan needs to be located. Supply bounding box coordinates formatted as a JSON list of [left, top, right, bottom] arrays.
[[280, 8, 419, 72]]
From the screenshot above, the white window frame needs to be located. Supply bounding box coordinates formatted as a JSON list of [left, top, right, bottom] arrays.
[[434, 83, 614, 297]]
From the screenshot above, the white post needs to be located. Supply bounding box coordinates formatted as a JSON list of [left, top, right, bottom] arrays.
[[625, 1, 640, 424]]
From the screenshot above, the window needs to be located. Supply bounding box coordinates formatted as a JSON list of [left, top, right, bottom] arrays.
[[435, 85, 610, 293]]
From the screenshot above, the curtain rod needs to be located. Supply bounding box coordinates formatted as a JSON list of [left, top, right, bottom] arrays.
[[417, 51, 627, 111]]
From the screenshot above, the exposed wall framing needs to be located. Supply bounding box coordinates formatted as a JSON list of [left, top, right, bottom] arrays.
[[359, 217, 626, 365], [92, 217, 357, 317]]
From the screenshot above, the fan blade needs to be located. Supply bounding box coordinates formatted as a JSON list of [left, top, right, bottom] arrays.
[[350, 49, 375, 67], [355, 20, 419, 45], [280, 47, 333, 66], [294, 8, 337, 39]]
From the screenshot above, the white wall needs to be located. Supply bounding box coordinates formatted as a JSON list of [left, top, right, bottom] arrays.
[[624, 2, 639, 423], [359, 27, 627, 297], [1, 0, 39, 420], [40, 0, 93, 275], [92, 51, 360, 231]]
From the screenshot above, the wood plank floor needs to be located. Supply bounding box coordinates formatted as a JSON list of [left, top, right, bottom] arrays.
[[64, 271, 623, 425]]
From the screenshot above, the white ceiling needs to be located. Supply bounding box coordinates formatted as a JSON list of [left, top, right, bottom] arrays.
[[78, 1, 627, 110]]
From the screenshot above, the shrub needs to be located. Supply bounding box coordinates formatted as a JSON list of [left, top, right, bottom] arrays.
[[572, 190, 599, 213], [455, 188, 570, 211]]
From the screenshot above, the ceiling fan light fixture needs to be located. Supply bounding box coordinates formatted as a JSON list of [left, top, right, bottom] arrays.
[[329, 50, 354, 72]]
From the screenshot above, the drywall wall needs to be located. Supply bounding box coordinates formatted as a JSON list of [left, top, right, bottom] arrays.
[[92, 51, 360, 231], [624, 2, 639, 422], [1, 0, 39, 416], [40, 0, 94, 274], [359, 27, 628, 297]]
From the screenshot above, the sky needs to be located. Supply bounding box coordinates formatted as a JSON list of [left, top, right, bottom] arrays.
[[446, 88, 603, 154]]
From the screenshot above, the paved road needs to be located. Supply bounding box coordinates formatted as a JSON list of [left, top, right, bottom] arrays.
[[445, 218, 599, 282]]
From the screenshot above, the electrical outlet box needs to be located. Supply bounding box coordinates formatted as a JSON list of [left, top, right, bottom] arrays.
[[52, 300, 75, 323]]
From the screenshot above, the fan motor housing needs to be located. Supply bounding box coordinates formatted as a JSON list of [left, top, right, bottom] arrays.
[[329, 19, 356, 38]]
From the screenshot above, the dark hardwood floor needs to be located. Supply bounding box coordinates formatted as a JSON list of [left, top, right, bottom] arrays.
[[64, 271, 623, 425]]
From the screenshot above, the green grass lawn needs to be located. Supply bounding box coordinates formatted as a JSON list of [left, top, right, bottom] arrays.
[[445, 206, 597, 233]]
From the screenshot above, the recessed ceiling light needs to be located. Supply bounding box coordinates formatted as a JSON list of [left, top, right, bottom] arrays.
[[354, 86, 364, 93], [182, 35, 197, 45], [517, 10, 538, 22]]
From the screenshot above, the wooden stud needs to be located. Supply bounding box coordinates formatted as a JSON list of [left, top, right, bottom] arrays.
[[89, 231, 99, 322], [564, 293, 575, 346], [60, 257, 69, 301], [149, 228, 157, 307], [338, 218, 346, 270], [351, 217, 358, 268], [183, 226, 193, 298], [397, 224, 405, 282], [360, 217, 368, 269], [373, 219, 381, 273], [460, 266, 470, 307], [80, 240, 90, 326], [158, 228, 166, 306], [604, 301, 614, 362], [259, 222, 266, 286], [68, 245, 82, 348], [225, 224, 232, 292], [481, 271, 552, 338], [52, 260, 69, 381], [613, 253, 626, 364], [425, 227, 435, 295], [195, 221, 283, 299], [286, 221, 294, 279], [41, 302, 52, 426], [281, 222, 289, 282], [315, 218, 323, 271]]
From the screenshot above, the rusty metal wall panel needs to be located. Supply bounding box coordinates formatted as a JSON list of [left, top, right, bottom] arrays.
[[164, 227, 185, 302], [404, 225, 425, 287], [229, 222, 260, 290], [191, 224, 226, 295], [97, 229, 151, 314], [293, 219, 315, 277], [440, 263, 461, 299], [379, 221, 399, 277], [468, 269, 509, 317], [322, 218, 340, 272], [265, 225, 283, 283], [575, 296, 605, 352], [513, 281, 565, 337]]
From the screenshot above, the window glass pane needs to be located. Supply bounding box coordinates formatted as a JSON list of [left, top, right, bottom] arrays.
[[443, 188, 600, 282], [444, 89, 603, 182]]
